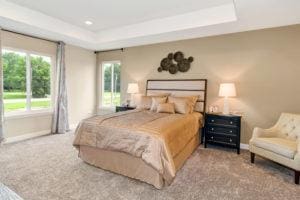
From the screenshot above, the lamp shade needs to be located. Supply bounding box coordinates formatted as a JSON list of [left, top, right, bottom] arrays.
[[219, 83, 236, 97], [127, 83, 139, 94]]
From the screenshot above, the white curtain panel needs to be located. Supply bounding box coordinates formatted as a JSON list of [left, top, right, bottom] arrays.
[[52, 42, 69, 134], [0, 28, 4, 143]]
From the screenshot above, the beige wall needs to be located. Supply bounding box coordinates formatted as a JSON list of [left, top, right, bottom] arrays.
[[65, 45, 97, 126], [97, 25, 300, 144], [1, 31, 96, 139]]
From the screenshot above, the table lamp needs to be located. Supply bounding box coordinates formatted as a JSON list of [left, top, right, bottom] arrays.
[[127, 83, 139, 106], [218, 83, 236, 115]]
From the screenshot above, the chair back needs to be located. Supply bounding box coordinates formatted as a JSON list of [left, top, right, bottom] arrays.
[[275, 113, 300, 141]]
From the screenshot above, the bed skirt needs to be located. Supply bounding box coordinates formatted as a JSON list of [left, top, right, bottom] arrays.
[[78, 135, 199, 189]]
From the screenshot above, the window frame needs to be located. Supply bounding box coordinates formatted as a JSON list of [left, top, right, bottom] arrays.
[[2, 47, 55, 117], [101, 60, 121, 109]]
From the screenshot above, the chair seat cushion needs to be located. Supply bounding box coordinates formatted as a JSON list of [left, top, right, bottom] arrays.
[[252, 137, 297, 159]]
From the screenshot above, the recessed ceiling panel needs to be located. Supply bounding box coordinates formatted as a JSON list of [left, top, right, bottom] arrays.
[[7, 0, 232, 31], [2, 0, 300, 50]]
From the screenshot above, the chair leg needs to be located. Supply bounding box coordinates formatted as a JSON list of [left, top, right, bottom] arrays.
[[295, 171, 300, 185], [250, 152, 255, 163]]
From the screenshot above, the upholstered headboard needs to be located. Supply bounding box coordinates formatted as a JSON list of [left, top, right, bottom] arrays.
[[146, 79, 207, 114]]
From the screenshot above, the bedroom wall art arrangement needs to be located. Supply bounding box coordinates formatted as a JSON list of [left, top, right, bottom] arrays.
[[158, 51, 194, 74]]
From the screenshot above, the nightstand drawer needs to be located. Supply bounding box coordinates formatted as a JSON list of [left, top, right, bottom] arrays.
[[206, 133, 237, 145], [206, 116, 239, 127], [206, 126, 238, 135]]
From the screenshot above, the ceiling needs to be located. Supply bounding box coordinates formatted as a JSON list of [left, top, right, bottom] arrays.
[[0, 0, 300, 50], [6, 0, 232, 32]]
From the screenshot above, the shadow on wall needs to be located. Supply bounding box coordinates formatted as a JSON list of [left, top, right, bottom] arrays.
[[201, 60, 285, 143]]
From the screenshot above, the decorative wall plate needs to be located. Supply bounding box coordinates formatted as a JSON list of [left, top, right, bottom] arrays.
[[160, 58, 172, 70], [174, 51, 184, 62], [169, 64, 178, 74]]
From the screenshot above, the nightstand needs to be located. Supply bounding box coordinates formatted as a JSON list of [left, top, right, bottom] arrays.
[[115, 106, 135, 112], [204, 113, 241, 154]]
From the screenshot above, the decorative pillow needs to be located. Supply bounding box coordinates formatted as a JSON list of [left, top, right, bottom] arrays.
[[150, 97, 167, 111], [136, 94, 170, 110], [188, 96, 198, 112], [170, 95, 199, 111], [156, 103, 175, 114], [167, 96, 198, 114], [167, 97, 190, 114], [136, 96, 152, 110]]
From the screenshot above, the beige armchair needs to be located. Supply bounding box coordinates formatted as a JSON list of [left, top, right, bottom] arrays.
[[249, 113, 300, 184]]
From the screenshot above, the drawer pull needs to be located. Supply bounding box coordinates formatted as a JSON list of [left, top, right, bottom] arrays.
[[230, 139, 232, 142], [211, 119, 215, 122], [230, 121, 233, 124], [211, 136, 214, 139], [230, 130, 233, 133], [211, 128, 214, 131]]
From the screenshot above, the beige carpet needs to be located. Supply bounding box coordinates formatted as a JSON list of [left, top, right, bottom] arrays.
[[0, 133, 299, 200]]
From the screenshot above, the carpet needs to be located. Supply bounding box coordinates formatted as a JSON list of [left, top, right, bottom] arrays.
[[0, 133, 299, 200]]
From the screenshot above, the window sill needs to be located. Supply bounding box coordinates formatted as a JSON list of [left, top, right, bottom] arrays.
[[97, 106, 116, 115], [5, 109, 53, 120], [99, 106, 116, 111]]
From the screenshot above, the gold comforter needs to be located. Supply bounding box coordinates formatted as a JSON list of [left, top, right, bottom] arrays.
[[73, 109, 202, 184]]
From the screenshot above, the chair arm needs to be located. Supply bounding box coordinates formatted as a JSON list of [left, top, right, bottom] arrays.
[[293, 140, 300, 167], [251, 127, 277, 139]]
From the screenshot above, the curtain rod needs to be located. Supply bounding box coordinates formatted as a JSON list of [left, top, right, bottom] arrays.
[[94, 48, 124, 54], [2, 29, 59, 44]]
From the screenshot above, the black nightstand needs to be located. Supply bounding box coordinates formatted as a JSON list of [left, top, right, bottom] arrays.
[[115, 106, 135, 112], [204, 113, 241, 154]]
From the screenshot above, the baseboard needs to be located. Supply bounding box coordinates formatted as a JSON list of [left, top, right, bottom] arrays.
[[240, 143, 249, 150], [4, 130, 51, 144], [3, 128, 251, 150]]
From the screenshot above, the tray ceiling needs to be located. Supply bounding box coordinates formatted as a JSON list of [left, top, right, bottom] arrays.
[[0, 0, 300, 50]]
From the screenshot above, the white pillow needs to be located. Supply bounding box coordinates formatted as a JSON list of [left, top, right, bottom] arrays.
[[150, 97, 167, 112]]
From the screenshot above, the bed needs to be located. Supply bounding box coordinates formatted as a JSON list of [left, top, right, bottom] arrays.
[[73, 79, 207, 189]]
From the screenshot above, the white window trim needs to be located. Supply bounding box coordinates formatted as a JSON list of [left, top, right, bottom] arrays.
[[26, 53, 31, 111], [4, 109, 53, 120], [2, 47, 55, 118], [100, 60, 121, 109]]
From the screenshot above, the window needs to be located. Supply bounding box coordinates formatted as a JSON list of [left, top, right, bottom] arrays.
[[2, 49, 52, 114], [101, 61, 121, 107]]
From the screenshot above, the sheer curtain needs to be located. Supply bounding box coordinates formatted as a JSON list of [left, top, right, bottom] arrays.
[[51, 41, 69, 134], [0, 28, 4, 143]]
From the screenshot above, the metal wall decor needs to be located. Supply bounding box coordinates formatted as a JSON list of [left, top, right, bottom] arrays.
[[157, 51, 194, 74]]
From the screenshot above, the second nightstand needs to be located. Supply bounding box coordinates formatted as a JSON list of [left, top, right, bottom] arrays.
[[204, 113, 241, 154], [115, 106, 135, 112]]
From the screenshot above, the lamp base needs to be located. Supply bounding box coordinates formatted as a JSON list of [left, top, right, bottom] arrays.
[[126, 99, 130, 107], [222, 97, 230, 115]]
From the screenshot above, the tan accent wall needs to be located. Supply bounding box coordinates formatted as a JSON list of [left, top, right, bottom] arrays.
[[1, 32, 96, 138], [97, 25, 300, 144]]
